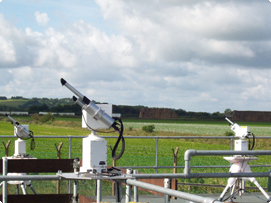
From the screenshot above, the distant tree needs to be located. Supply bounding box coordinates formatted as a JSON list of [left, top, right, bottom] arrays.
[[0, 105, 19, 111], [49, 105, 62, 112], [212, 111, 221, 116], [50, 104, 81, 115], [211, 111, 223, 119], [175, 109, 187, 116], [186, 111, 196, 117], [224, 108, 232, 117], [40, 104, 49, 111], [0, 96, 7, 100], [11, 96, 23, 99], [113, 105, 144, 118], [29, 105, 40, 114], [21, 99, 43, 109], [196, 112, 211, 119]]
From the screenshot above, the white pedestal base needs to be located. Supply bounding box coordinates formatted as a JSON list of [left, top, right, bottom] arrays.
[[14, 139, 26, 157], [80, 131, 107, 173]]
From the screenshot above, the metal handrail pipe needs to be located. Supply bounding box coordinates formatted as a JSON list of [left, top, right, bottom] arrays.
[[2, 135, 271, 139], [184, 150, 271, 175], [0, 175, 60, 181], [131, 172, 271, 179], [190, 172, 271, 178], [117, 164, 271, 169], [1, 171, 271, 182], [126, 179, 222, 203], [0, 135, 86, 139], [4, 135, 271, 139], [132, 173, 188, 179]]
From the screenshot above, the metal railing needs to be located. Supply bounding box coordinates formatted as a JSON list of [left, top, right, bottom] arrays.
[[2, 148, 271, 203], [1, 156, 226, 203], [1, 135, 271, 172], [2, 135, 271, 203]]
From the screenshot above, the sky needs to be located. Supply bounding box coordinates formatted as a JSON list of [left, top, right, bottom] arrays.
[[1, 0, 271, 113]]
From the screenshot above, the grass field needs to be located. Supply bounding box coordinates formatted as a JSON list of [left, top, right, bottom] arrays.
[[1, 115, 271, 195], [0, 99, 28, 107], [2, 117, 271, 137]]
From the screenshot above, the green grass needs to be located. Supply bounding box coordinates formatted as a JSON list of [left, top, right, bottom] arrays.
[[0, 99, 28, 107], [53, 116, 82, 121], [124, 118, 271, 126], [0, 121, 89, 136], [124, 121, 271, 136]]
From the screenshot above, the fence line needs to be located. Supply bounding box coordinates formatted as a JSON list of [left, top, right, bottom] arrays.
[[1, 135, 271, 173]]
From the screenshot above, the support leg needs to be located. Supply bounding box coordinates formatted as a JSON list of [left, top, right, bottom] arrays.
[[218, 177, 237, 201], [21, 183, 27, 195], [26, 183, 37, 194], [239, 178, 245, 196], [250, 177, 271, 202], [230, 182, 236, 196], [218, 184, 230, 201], [242, 162, 271, 202]]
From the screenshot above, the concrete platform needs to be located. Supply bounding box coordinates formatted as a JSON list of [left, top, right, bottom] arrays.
[[93, 192, 271, 203]]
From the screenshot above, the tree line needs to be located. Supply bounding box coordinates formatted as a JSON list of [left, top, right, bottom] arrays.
[[0, 97, 232, 119]]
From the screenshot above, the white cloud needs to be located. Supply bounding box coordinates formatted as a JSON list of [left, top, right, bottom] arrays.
[[0, 14, 18, 66], [1, 1, 271, 112], [203, 40, 254, 58], [35, 11, 50, 26], [96, 0, 271, 66]]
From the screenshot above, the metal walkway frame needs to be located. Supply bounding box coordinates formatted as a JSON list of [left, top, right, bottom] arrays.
[[2, 149, 271, 203]]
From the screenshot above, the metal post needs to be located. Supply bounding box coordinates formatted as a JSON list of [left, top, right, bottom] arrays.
[[2, 157, 8, 203], [230, 137, 233, 151], [111, 145, 116, 196], [133, 170, 139, 202], [97, 179, 102, 203], [72, 157, 80, 203], [184, 149, 194, 176], [72, 180, 78, 203], [68, 136, 72, 194], [125, 169, 132, 203], [155, 138, 158, 173], [16, 184, 19, 194], [164, 178, 170, 203], [69, 136, 72, 159], [268, 169, 271, 192], [116, 181, 122, 203]]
